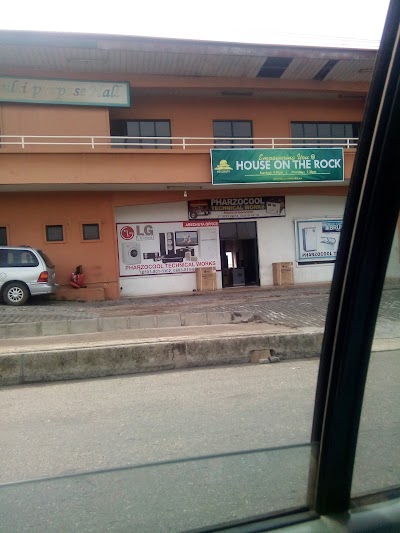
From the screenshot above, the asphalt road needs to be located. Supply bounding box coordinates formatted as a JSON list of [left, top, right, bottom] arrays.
[[1, 359, 319, 483], [0, 352, 399, 532]]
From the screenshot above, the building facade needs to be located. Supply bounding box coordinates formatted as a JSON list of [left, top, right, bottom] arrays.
[[1, 31, 396, 299]]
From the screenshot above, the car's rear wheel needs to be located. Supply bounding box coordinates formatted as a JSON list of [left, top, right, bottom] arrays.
[[3, 282, 29, 306]]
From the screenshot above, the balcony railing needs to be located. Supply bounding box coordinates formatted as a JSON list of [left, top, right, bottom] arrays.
[[0, 135, 359, 150]]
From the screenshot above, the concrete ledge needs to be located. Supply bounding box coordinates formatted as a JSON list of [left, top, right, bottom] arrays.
[[69, 318, 99, 335], [0, 331, 324, 386], [184, 313, 208, 326], [129, 315, 156, 330], [0, 354, 21, 386], [56, 287, 105, 302], [7, 322, 41, 339], [207, 311, 232, 325], [101, 317, 129, 332], [155, 314, 182, 328], [232, 312, 257, 323], [41, 321, 70, 337]]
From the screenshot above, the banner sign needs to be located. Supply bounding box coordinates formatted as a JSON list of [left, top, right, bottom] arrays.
[[188, 197, 285, 219], [0, 76, 130, 107], [117, 222, 221, 276], [211, 148, 344, 184], [295, 218, 343, 263]]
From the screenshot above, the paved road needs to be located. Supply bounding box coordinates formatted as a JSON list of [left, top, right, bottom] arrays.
[[0, 352, 399, 532], [0, 359, 319, 484]]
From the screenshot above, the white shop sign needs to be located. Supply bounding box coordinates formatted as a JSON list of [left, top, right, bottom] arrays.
[[117, 221, 221, 277]]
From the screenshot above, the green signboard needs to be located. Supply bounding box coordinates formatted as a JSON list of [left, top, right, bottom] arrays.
[[211, 148, 344, 184]]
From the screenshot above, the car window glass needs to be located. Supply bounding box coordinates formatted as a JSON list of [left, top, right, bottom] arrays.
[[0, 249, 39, 267], [37, 250, 55, 269], [352, 226, 400, 497]]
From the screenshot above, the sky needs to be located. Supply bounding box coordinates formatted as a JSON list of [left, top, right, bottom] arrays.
[[0, 0, 391, 49]]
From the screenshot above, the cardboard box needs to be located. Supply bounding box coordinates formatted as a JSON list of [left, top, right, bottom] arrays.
[[272, 262, 294, 286], [196, 267, 217, 291], [199, 267, 214, 276]]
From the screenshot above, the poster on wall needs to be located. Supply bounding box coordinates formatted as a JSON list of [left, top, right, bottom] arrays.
[[295, 219, 343, 263], [188, 197, 285, 220], [117, 221, 221, 276]]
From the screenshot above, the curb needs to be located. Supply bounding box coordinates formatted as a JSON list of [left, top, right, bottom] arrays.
[[0, 311, 257, 340], [0, 330, 324, 386]]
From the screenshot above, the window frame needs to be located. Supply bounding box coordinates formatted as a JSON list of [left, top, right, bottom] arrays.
[[110, 119, 172, 149], [1, 3, 399, 532], [45, 224, 65, 243], [309, 0, 400, 515], [0, 225, 8, 246], [291, 121, 361, 147], [82, 223, 101, 242], [213, 120, 254, 147]]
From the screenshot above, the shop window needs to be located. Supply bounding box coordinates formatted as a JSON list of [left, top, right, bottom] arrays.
[[110, 120, 171, 149], [213, 121, 253, 148], [0, 226, 7, 245], [82, 224, 100, 241], [46, 225, 64, 242], [291, 122, 361, 147]]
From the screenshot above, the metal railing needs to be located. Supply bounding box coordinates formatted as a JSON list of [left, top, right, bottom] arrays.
[[0, 135, 359, 150]]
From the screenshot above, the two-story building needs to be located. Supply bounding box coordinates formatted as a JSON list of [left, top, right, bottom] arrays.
[[1, 30, 390, 300]]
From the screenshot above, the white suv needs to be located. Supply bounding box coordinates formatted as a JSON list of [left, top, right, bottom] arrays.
[[0, 246, 58, 306]]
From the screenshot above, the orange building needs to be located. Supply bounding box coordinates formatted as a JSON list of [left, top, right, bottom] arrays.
[[1, 31, 387, 299]]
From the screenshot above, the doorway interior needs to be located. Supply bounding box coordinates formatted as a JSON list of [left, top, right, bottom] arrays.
[[219, 221, 260, 288]]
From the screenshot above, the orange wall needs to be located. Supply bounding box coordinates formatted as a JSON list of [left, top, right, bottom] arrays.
[[1, 94, 365, 143], [1, 104, 110, 152], [0, 94, 362, 186], [0, 149, 356, 185], [0, 192, 119, 299], [110, 94, 365, 140]]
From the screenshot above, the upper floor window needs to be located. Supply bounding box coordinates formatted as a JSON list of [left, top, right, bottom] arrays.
[[110, 120, 171, 149], [213, 121, 253, 148], [291, 122, 361, 147]]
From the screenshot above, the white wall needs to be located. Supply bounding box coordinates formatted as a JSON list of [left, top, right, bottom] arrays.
[[257, 195, 346, 285], [115, 196, 348, 297], [115, 202, 222, 297]]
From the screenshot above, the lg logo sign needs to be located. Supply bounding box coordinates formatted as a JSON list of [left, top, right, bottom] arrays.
[[120, 225, 154, 241], [120, 226, 135, 240]]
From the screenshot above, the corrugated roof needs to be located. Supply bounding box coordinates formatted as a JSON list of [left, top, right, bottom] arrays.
[[0, 30, 377, 82]]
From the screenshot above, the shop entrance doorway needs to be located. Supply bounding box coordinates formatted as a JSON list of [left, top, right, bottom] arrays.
[[219, 221, 260, 288]]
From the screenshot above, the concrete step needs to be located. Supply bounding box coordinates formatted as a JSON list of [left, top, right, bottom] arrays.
[[0, 310, 260, 340]]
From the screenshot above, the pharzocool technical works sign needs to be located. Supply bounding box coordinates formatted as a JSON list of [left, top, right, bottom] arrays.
[[211, 148, 344, 184]]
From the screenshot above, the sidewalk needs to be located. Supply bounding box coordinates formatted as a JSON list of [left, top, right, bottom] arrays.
[[1, 284, 399, 386], [1, 283, 399, 339], [0, 284, 332, 339]]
